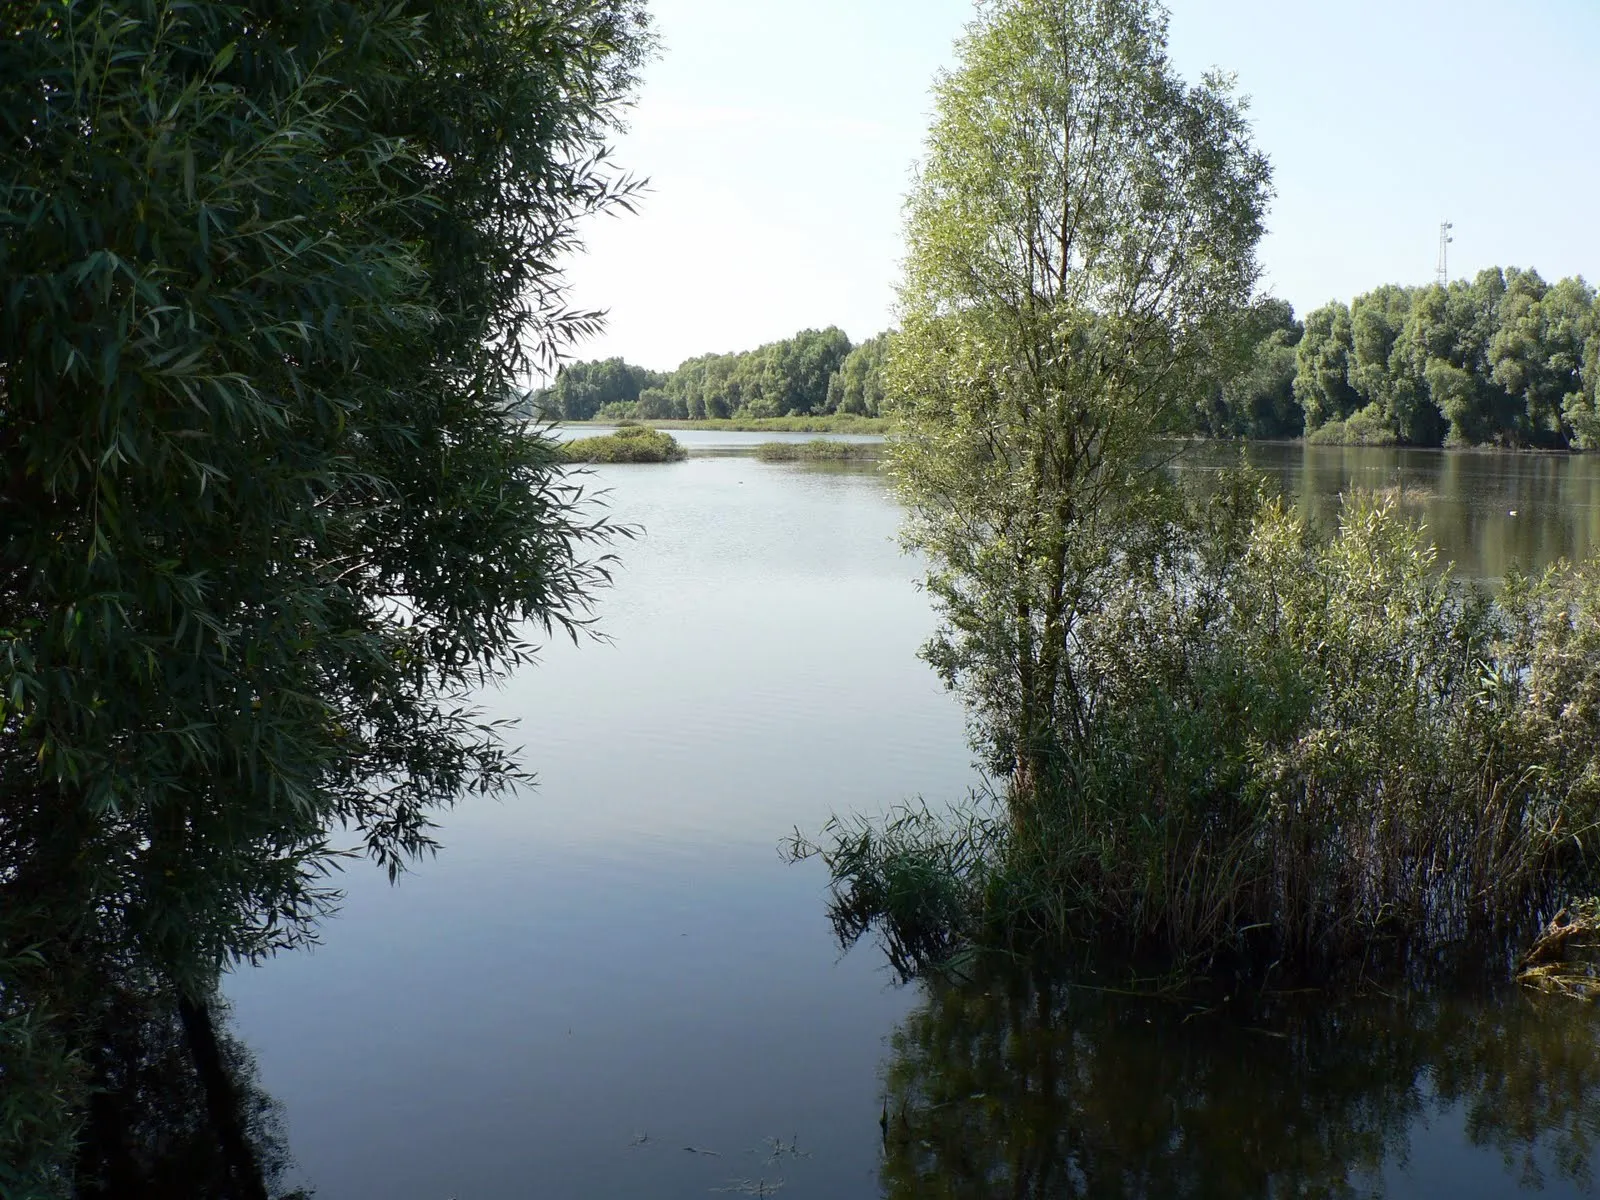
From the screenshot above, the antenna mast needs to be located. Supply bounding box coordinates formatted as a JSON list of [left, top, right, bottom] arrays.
[[1436, 221, 1454, 287]]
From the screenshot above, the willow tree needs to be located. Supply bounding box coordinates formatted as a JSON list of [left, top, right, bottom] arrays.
[[1, 2, 648, 1174], [887, 0, 1271, 796]]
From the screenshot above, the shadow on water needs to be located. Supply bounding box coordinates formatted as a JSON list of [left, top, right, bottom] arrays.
[[69, 980, 306, 1200], [880, 962, 1600, 1198]]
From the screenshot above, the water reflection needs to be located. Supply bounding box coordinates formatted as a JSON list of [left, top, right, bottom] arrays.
[[205, 447, 1600, 1196], [71, 980, 305, 1200], [881, 965, 1600, 1198], [1175, 444, 1600, 583]]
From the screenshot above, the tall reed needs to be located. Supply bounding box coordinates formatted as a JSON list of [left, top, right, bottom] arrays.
[[795, 487, 1600, 979]]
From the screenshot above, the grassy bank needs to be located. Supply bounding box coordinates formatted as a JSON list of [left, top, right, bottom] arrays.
[[754, 439, 883, 462], [561, 425, 686, 463]]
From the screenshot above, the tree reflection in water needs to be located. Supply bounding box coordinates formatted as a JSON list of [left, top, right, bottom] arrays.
[[71, 979, 305, 1200], [881, 967, 1600, 1198]]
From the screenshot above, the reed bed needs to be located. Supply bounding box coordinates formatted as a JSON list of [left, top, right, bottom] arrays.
[[754, 439, 882, 463], [795, 492, 1600, 981]]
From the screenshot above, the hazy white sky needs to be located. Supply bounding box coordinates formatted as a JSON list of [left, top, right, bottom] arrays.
[[554, 0, 1600, 377]]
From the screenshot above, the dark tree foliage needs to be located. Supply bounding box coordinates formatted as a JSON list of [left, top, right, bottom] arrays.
[[1192, 298, 1303, 438], [539, 356, 665, 420], [0, 0, 648, 1178]]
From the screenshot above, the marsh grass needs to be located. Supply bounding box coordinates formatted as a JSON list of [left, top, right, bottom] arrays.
[[794, 489, 1600, 982], [561, 425, 687, 463], [754, 439, 882, 463]]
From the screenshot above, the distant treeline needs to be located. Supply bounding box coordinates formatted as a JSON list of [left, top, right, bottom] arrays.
[[539, 266, 1599, 448], [534, 327, 889, 421], [1291, 268, 1599, 449]]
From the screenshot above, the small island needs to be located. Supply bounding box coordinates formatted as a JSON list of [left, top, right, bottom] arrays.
[[560, 424, 687, 463], [754, 439, 881, 462]]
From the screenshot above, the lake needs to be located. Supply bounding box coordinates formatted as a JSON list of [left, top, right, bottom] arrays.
[[223, 443, 1600, 1199], [1181, 441, 1600, 583]]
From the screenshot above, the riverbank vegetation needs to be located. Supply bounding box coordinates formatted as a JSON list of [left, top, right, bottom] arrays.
[[546, 269, 1598, 451], [754, 440, 880, 462], [562, 425, 687, 463], [1290, 270, 1599, 449], [792, 0, 1600, 985], [0, 0, 648, 1183], [800, 487, 1600, 977]]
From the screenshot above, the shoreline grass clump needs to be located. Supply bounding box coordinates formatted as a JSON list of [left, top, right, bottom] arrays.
[[754, 439, 882, 463], [561, 424, 686, 463], [795, 487, 1600, 982]]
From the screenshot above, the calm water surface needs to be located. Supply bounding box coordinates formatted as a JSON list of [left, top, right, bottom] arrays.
[[552, 424, 886, 449], [1181, 441, 1600, 582], [224, 446, 1600, 1198]]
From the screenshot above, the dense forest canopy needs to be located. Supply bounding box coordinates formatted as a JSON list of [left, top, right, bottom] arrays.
[[1294, 268, 1599, 449], [550, 266, 1599, 449]]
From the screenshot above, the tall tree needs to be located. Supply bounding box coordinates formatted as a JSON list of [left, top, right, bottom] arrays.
[[1427, 269, 1519, 445], [1196, 298, 1302, 438], [1572, 315, 1600, 449], [1347, 284, 1442, 442], [1294, 302, 1361, 430], [1489, 271, 1595, 447], [828, 334, 894, 416], [886, 0, 1270, 795], [0, 0, 650, 1155], [540, 358, 664, 421]]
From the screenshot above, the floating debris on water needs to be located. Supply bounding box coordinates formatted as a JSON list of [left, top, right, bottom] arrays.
[[1518, 900, 1600, 999]]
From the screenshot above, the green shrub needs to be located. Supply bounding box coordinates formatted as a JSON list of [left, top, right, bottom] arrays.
[[561, 426, 687, 463], [1306, 405, 1400, 446], [797, 486, 1600, 979]]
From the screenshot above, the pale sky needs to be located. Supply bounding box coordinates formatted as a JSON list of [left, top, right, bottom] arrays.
[[553, 0, 1600, 378]]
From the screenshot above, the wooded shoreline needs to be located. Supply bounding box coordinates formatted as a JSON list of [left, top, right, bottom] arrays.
[[556, 419, 1600, 456]]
